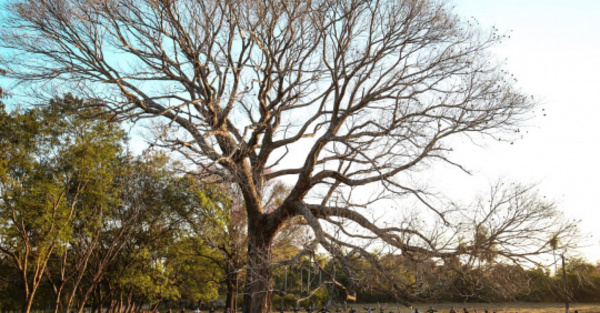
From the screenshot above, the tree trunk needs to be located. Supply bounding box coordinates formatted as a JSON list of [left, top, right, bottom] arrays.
[[124, 290, 134, 313], [117, 290, 124, 313], [96, 286, 104, 313], [562, 254, 569, 313], [151, 300, 162, 313], [22, 272, 44, 313], [243, 228, 274, 313], [77, 287, 95, 313], [22, 295, 34, 313], [52, 291, 64, 313], [107, 300, 116, 313], [225, 267, 237, 312]]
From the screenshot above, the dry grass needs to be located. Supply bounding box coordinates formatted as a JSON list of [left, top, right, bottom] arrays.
[[353, 302, 600, 313]]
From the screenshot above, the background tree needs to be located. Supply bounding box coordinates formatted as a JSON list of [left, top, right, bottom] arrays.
[[560, 258, 600, 303], [0, 96, 126, 313], [66, 151, 218, 313], [0, 0, 578, 311], [0, 95, 251, 312], [176, 182, 247, 312]]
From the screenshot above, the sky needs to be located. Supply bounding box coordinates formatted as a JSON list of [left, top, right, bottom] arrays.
[[1, 0, 599, 262], [443, 0, 600, 262]]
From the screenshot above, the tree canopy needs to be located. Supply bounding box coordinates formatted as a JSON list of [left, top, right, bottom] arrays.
[[0, 96, 126, 313]]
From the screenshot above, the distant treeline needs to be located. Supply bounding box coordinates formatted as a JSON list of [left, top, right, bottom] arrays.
[[3, 255, 599, 312], [269, 257, 600, 307]]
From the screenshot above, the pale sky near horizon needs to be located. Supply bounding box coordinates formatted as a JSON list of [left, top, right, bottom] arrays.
[[445, 0, 600, 263]]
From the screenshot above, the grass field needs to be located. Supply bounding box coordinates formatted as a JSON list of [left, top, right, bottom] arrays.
[[325, 303, 600, 313]]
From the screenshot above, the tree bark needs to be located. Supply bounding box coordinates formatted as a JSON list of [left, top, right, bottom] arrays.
[[562, 254, 569, 313], [243, 224, 275, 313], [22, 268, 44, 313], [225, 269, 237, 312], [22, 296, 34, 313], [151, 300, 162, 313]]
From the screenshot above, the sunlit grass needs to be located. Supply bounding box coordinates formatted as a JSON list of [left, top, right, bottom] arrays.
[[348, 302, 600, 313]]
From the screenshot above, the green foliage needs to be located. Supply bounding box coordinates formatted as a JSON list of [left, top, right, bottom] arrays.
[[0, 94, 245, 310], [119, 248, 180, 305], [0, 94, 126, 311], [0, 256, 22, 310], [0, 95, 125, 245], [166, 238, 222, 303]]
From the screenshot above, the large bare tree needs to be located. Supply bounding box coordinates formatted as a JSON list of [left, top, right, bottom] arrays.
[[0, 0, 576, 311]]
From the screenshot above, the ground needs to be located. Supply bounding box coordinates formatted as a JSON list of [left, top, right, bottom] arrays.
[[291, 303, 600, 313]]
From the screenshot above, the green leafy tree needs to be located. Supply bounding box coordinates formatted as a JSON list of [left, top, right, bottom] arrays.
[[106, 154, 224, 311], [556, 257, 600, 303], [69, 152, 191, 313], [0, 96, 126, 313], [166, 237, 222, 305]]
